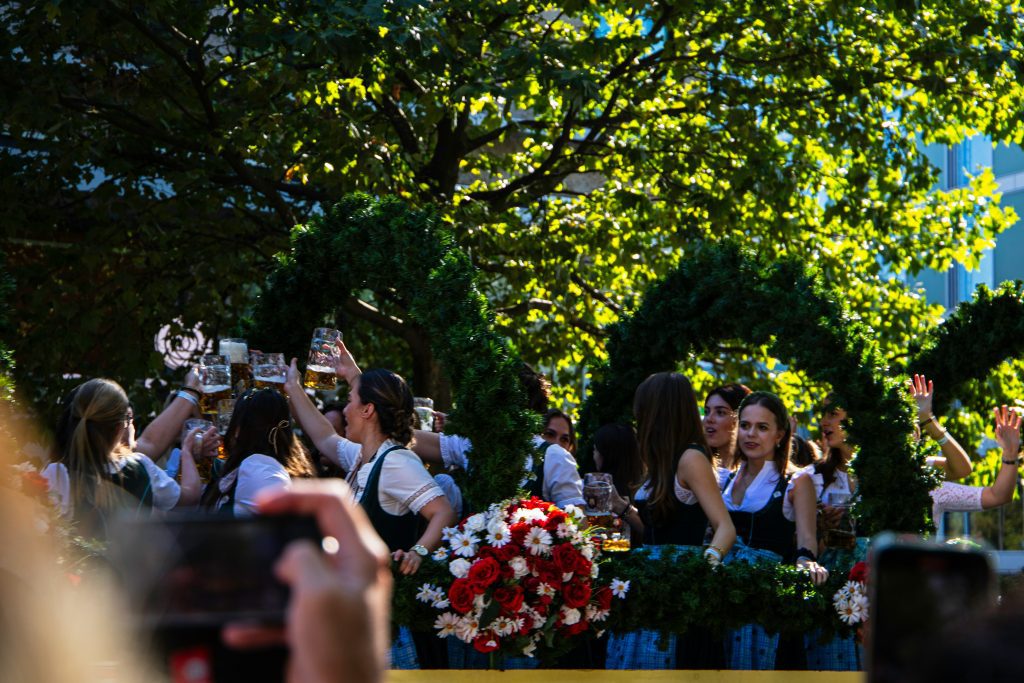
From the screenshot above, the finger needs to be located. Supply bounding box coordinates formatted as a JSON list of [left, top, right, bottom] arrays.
[[222, 623, 287, 649], [275, 539, 333, 588]]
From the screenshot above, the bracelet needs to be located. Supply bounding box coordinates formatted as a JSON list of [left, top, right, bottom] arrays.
[[619, 504, 638, 518], [703, 546, 722, 563], [179, 386, 201, 398], [705, 544, 725, 558], [176, 390, 199, 407], [795, 546, 817, 562], [935, 431, 949, 446], [919, 414, 937, 427], [1002, 457, 1022, 467]]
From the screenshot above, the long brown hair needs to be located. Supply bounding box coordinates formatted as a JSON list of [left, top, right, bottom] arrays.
[[201, 388, 313, 508], [705, 382, 751, 469], [634, 372, 709, 522], [358, 368, 416, 446], [737, 391, 793, 474]]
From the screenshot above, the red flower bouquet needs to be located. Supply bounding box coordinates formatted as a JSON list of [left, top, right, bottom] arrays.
[[416, 497, 625, 659]]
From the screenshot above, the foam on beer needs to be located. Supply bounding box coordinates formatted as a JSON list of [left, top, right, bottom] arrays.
[[220, 341, 248, 364]]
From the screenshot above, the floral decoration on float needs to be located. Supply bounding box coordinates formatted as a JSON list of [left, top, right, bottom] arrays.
[[833, 561, 869, 637], [415, 497, 626, 659]]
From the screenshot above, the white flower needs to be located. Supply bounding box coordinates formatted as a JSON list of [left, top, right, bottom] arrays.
[[432, 547, 449, 561], [580, 543, 595, 560], [521, 640, 537, 658], [486, 514, 507, 533], [511, 507, 546, 525], [509, 556, 530, 579], [561, 606, 581, 626], [451, 530, 479, 558], [490, 616, 518, 637], [610, 578, 630, 598], [432, 597, 450, 609], [464, 513, 486, 533], [435, 612, 459, 637], [416, 584, 440, 604], [449, 558, 472, 578], [837, 598, 867, 625], [524, 527, 554, 556], [536, 582, 556, 598], [590, 563, 600, 579], [455, 615, 480, 643], [555, 522, 575, 539], [595, 629, 605, 639], [564, 504, 585, 520], [486, 523, 512, 547], [586, 605, 610, 622], [473, 594, 490, 610], [441, 526, 459, 542]]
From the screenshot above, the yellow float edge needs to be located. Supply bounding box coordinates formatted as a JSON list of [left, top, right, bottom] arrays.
[[388, 670, 861, 683]]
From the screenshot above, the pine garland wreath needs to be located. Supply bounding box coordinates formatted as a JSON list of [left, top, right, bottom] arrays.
[[578, 241, 934, 535], [908, 281, 1024, 416], [249, 194, 535, 509]]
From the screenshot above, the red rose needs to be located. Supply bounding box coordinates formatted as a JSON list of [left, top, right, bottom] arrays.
[[449, 578, 476, 614], [523, 576, 541, 594], [472, 633, 501, 653], [510, 522, 530, 545], [494, 585, 525, 613], [849, 561, 868, 584], [544, 510, 568, 532], [593, 586, 612, 612], [468, 557, 501, 590], [552, 543, 581, 574], [499, 564, 514, 581], [564, 621, 588, 636], [575, 554, 592, 577], [563, 578, 592, 609]]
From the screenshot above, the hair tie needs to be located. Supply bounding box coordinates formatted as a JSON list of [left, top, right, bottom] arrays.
[[268, 419, 290, 455]]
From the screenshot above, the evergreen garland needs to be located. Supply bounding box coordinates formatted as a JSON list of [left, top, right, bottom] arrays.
[[577, 241, 935, 535], [249, 194, 535, 509], [908, 281, 1024, 415]]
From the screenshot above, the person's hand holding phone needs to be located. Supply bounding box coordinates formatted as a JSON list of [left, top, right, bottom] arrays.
[[224, 481, 392, 683]]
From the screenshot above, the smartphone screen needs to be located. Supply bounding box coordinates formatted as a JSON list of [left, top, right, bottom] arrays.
[[868, 542, 996, 683], [108, 513, 321, 627]]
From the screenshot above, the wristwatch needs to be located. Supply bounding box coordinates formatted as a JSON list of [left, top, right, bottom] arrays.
[[1002, 456, 1022, 467], [410, 544, 429, 557]]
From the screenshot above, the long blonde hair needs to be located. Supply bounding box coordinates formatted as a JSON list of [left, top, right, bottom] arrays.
[[56, 378, 131, 509]]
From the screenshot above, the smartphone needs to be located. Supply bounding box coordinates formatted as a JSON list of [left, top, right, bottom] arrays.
[[867, 534, 997, 683], [107, 512, 322, 627]]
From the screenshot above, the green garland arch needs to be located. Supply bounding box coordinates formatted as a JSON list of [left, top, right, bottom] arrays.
[[908, 280, 1024, 416], [248, 194, 535, 509], [577, 241, 935, 536]]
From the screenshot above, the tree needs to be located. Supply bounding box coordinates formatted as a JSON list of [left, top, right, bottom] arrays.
[[3, 0, 1024, 419]]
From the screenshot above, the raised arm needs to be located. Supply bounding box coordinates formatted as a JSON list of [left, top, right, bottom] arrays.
[[982, 405, 1022, 509], [135, 368, 202, 459], [286, 359, 343, 459], [911, 373, 972, 480], [410, 429, 444, 465]]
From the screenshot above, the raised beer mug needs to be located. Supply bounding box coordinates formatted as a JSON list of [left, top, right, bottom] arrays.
[[413, 397, 435, 431], [253, 352, 287, 392], [304, 328, 342, 391], [198, 355, 231, 418], [219, 338, 252, 393]]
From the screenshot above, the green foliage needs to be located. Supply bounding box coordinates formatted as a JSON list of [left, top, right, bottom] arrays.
[[579, 241, 938, 535], [4, 0, 1024, 423], [249, 194, 535, 509]]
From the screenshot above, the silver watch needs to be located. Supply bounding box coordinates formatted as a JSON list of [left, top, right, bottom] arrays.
[[411, 544, 429, 557]]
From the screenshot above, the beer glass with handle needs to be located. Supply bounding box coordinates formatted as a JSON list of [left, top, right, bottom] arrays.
[[253, 352, 288, 393], [199, 354, 232, 419], [219, 338, 252, 394], [303, 328, 342, 391]]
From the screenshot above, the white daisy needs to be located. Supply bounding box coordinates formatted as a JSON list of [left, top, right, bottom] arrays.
[[489, 616, 518, 637], [580, 543, 595, 560], [524, 526, 554, 556], [464, 513, 486, 533], [441, 526, 459, 542], [486, 523, 512, 547], [610, 578, 630, 598], [509, 556, 530, 579], [563, 504, 585, 520], [838, 599, 867, 625], [449, 558, 472, 578], [511, 508, 546, 525], [416, 583, 440, 604], [455, 615, 480, 643], [451, 530, 479, 558], [434, 612, 459, 637], [432, 596, 450, 609], [432, 547, 449, 561], [555, 522, 575, 539], [560, 606, 581, 626], [536, 582, 556, 598], [590, 563, 600, 579]]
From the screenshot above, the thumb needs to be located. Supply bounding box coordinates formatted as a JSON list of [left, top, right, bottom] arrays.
[[275, 539, 331, 589]]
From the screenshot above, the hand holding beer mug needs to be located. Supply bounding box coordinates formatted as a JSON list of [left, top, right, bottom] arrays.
[[216, 399, 235, 460], [413, 397, 435, 431], [199, 355, 232, 418], [253, 352, 288, 393], [303, 328, 342, 391], [182, 418, 216, 482], [219, 338, 252, 393]]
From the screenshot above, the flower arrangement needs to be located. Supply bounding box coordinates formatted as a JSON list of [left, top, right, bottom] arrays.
[[416, 497, 625, 659], [833, 561, 869, 628]]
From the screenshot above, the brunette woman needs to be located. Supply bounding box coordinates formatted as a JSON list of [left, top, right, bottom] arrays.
[[703, 383, 751, 472]]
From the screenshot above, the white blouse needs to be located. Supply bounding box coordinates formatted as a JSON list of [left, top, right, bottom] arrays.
[[43, 453, 181, 517], [797, 464, 853, 504], [342, 439, 444, 516], [634, 477, 700, 506], [721, 460, 800, 522], [437, 433, 585, 509], [217, 453, 290, 517]]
